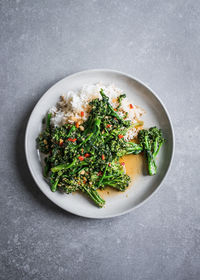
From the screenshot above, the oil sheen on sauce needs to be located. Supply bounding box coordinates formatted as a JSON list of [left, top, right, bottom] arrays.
[[98, 153, 143, 198]]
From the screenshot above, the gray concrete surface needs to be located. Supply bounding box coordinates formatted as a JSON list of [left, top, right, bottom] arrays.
[[0, 0, 200, 279]]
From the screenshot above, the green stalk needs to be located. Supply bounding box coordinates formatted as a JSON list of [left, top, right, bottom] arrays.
[[78, 132, 94, 147], [66, 125, 76, 137], [46, 113, 52, 131], [103, 181, 126, 191], [98, 165, 108, 188], [147, 151, 157, 175], [154, 141, 163, 157], [125, 143, 143, 155], [83, 187, 105, 207], [51, 177, 59, 192], [51, 159, 77, 172], [78, 118, 101, 147]]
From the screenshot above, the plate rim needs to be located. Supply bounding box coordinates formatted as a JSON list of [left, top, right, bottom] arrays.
[[25, 68, 175, 219]]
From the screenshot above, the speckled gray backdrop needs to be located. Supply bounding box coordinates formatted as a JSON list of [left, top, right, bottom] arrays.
[[0, 0, 200, 279]]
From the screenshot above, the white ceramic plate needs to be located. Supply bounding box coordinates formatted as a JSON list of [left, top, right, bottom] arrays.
[[25, 69, 174, 218]]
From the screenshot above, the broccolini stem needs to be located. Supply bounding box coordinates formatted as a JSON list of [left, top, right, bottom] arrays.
[[153, 140, 164, 157], [102, 181, 126, 191], [46, 113, 52, 132], [51, 177, 59, 192], [78, 118, 101, 147], [98, 165, 108, 188], [147, 151, 157, 176], [83, 187, 105, 207], [119, 121, 144, 136], [78, 132, 94, 147], [70, 164, 88, 175], [66, 125, 76, 137], [125, 143, 143, 154], [100, 89, 122, 121], [51, 159, 77, 172]]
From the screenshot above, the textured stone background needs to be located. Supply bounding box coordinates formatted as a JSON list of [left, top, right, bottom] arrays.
[[0, 1, 200, 279]]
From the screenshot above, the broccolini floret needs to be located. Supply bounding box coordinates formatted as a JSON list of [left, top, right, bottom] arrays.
[[138, 127, 165, 175]]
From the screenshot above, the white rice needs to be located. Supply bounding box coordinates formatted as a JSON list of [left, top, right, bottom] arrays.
[[49, 83, 144, 140]]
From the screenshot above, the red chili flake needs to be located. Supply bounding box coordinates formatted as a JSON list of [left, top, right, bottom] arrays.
[[59, 139, 64, 146], [114, 108, 117, 111], [129, 104, 133, 109], [118, 134, 124, 139], [98, 171, 103, 176], [106, 124, 112, 128], [78, 156, 84, 161], [101, 154, 105, 160], [121, 162, 125, 166], [75, 122, 79, 128], [81, 111, 84, 117], [83, 180, 87, 184], [68, 138, 77, 142], [84, 153, 90, 158], [108, 163, 111, 167], [114, 117, 117, 120]]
